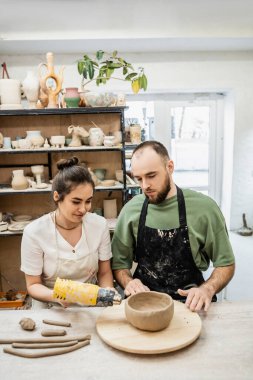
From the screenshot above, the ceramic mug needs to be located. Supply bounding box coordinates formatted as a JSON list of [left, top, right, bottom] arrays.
[[3, 137, 11, 149], [103, 135, 115, 147]]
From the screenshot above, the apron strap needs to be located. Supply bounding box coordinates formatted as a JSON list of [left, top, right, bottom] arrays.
[[176, 185, 187, 227], [136, 197, 149, 251]]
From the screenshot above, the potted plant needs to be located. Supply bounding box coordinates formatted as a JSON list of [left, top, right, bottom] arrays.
[[77, 50, 148, 94]]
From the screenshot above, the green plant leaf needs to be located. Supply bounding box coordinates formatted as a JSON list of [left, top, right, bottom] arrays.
[[82, 67, 87, 79], [96, 50, 104, 60], [106, 68, 114, 78], [142, 74, 148, 90], [127, 63, 134, 70], [108, 63, 122, 69], [86, 61, 95, 79], [77, 61, 84, 75], [91, 61, 99, 67], [78, 51, 147, 93], [125, 73, 138, 81]]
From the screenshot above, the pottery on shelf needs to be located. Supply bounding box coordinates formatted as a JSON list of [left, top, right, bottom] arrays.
[[11, 170, 29, 190], [0, 79, 22, 108], [88, 127, 104, 146], [68, 125, 89, 147], [26, 130, 44, 148], [125, 291, 174, 332], [18, 138, 32, 149], [0, 132, 3, 148], [112, 130, 122, 145], [64, 87, 80, 108], [50, 135, 65, 148], [31, 165, 44, 185], [38, 52, 64, 108], [93, 168, 107, 181], [3, 137, 11, 149], [130, 124, 142, 144], [22, 71, 40, 109], [84, 92, 116, 107], [103, 198, 117, 219], [103, 135, 115, 147], [88, 167, 100, 186], [115, 169, 123, 183]]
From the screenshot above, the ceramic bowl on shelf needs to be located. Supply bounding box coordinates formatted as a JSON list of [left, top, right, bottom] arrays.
[[84, 92, 116, 107], [125, 291, 174, 332], [13, 215, 32, 222], [50, 135, 65, 147], [93, 168, 107, 181], [100, 179, 116, 187]]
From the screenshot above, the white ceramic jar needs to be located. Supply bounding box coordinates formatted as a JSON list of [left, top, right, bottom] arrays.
[[11, 170, 29, 190], [103, 135, 115, 147], [22, 71, 40, 109], [88, 128, 104, 146], [26, 130, 44, 148]]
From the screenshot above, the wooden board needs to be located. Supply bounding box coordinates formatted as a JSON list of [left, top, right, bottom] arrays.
[[0, 291, 27, 308], [96, 300, 202, 354]]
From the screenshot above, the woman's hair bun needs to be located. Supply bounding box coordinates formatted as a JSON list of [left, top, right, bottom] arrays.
[[57, 156, 79, 171]]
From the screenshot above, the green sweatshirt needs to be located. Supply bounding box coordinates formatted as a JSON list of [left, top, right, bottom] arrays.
[[112, 189, 235, 272]]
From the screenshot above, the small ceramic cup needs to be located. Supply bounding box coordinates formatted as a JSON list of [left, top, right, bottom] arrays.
[[11, 140, 19, 149], [3, 137, 11, 149], [103, 135, 115, 147]]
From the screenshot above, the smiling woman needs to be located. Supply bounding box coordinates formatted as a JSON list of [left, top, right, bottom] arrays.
[[20, 157, 114, 309]]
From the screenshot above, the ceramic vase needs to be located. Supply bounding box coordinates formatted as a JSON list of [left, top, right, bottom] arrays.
[[11, 170, 29, 190], [0, 79, 22, 109], [22, 71, 40, 109], [103, 199, 117, 219], [130, 124, 142, 144], [64, 87, 80, 108], [26, 130, 44, 148], [88, 127, 104, 146]]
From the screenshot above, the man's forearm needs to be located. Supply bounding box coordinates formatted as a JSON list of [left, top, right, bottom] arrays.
[[113, 269, 133, 289], [201, 264, 235, 295]]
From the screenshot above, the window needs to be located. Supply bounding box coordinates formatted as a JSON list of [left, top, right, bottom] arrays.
[[126, 93, 224, 205]]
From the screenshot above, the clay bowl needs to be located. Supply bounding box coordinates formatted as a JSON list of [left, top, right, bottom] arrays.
[[100, 179, 115, 187], [125, 291, 174, 332]]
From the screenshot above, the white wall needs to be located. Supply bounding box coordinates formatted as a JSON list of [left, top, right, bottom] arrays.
[[1, 51, 253, 230]]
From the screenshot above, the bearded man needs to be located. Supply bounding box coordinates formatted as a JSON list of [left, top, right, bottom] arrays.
[[112, 141, 235, 312]]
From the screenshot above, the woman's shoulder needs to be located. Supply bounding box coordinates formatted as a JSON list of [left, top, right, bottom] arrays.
[[23, 213, 52, 235]]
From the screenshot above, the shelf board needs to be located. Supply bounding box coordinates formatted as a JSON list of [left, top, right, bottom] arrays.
[[0, 217, 118, 236], [0, 106, 128, 117], [0, 186, 52, 194], [0, 145, 123, 155], [0, 184, 124, 195]]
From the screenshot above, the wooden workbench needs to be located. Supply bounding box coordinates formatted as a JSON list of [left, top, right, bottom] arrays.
[[0, 301, 252, 380]]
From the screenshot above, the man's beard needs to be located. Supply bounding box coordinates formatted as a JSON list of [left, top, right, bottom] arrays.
[[145, 174, 171, 204]]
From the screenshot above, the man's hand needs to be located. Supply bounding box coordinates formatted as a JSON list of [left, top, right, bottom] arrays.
[[124, 278, 150, 296], [177, 285, 213, 312]]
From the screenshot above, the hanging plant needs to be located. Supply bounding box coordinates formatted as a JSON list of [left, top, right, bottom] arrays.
[[77, 50, 148, 94]]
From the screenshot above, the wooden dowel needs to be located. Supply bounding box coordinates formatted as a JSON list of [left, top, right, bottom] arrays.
[[42, 319, 71, 327], [4, 340, 90, 358], [12, 340, 78, 349], [41, 329, 66, 337], [0, 334, 91, 344]]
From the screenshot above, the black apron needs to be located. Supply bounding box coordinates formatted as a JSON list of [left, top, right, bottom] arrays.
[[133, 186, 216, 301]]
